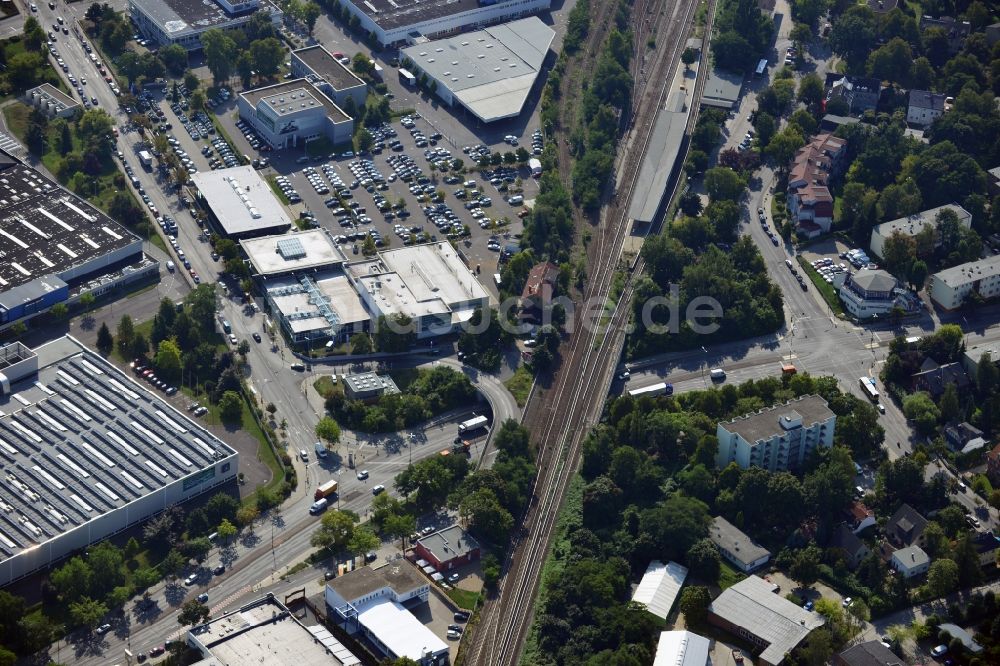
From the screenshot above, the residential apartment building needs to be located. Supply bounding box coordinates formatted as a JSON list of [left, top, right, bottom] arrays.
[[787, 133, 848, 237], [928, 254, 1000, 310], [825, 74, 882, 114], [907, 90, 948, 127], [716, 395, 836, 472], [869, 204, 972, 261], [708, 517, 771, 572], [837, 270, 905, 319]]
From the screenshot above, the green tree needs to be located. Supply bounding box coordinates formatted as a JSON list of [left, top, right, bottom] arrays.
[[178, 599, 210, 627], [218, 391, 243, 424], [678, 585, 712, 625], [6, 51, 44, 91], [115, 315, 135, 357], [155, 338, 183, 382], [217, 518, 238, 542], [703, 167, 746, 201], [315, 416, 341, 444], [867, 37, 912, 84], [59, 121, 73, 156], [681, 47, 696, 67], [374, 314, 416, 352], [685, 538, 721, 581], [301, 1, 321, 34], [250, 38, 285, 77], [184, 70, 200, 92], [926, 558, 959, 598], [200, 29, 237, 83], [797, 73, 824, 107], [347, 525, 380, 557], [350, 332, 373, 355], [69, 597, 108, 629], [459, 488, 513, 543], [765, 126, 806, 168], [236, 504, 260, 531], [311, 510, 356, 550], [939, 383, 960, 423], [49, 302, 69, 321], [791, 542, 823, 588], [712, 31, 752, 72], [51, 556, 92, 602], [160, 43, 188, 75], [23, 16, 46, 51], [830, 7, 877, 71]]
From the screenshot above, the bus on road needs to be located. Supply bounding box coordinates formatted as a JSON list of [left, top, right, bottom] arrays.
[[860, 376, 879, 402]]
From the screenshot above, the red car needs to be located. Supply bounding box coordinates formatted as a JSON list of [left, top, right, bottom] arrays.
[[148, 645, 165, 657]]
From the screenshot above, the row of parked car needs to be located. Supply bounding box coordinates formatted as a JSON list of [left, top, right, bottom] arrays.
[[273, 175, 302, 203], [235, 118, 270, 152], [131, 360, 178, 395]]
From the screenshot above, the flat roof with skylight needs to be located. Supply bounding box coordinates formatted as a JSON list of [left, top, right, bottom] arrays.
[[241, 79, 350, 123], [265, 271, 370, 338], [192, 166, 292, 238], [401, 17, 554, 122], [240, 229, 347, 276], [188, 594, 361, 666], [0, 336, 238, 586]]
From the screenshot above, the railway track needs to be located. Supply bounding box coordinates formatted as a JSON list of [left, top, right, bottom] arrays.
[[462, 0, 708, 664]]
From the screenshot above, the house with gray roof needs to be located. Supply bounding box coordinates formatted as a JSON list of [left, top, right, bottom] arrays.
[[830, 523, 870, 570], [708, 575, 825, 666], [887, 503, 928, 547], [708, 517, 771, 573], [891, 544, 930, 578]]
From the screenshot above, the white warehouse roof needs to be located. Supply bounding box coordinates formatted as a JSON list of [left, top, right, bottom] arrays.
[[632, 560, 689, 619], [401, 17, 555, 123], [355, 599, 448, 661], [192, 166, 292, 238]]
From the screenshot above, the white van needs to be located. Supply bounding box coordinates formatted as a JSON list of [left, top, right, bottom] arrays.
[[300, 449, 309, 463], [508, 195, 523, 205], [166, 260, 175, 272], [493, 273, 502, 287], [309, 498, 328, 514], [315, 441, 327, 458], [710, 368, 726, 381]]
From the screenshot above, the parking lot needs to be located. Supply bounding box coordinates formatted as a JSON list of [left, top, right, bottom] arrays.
[[216, 107, 538, 289], [799, 239, 873, 288]]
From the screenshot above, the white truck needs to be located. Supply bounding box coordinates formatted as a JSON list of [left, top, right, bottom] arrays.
[[138, 150, 153, 170], [458, 415, 488, 433], [529, 158, 542, 177]]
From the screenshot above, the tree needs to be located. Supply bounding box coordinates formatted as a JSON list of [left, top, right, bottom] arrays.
[[685, 539, 721, 581], [703, 167, 746, 201], [939, 383, 960, 423], [374, 314, 416, 352], [184, 70, 200, 92], [797, 73, 824, 107], [179, 537, 212, 563], [97, 322, 115, 356], [678, 586, 712, 625], [159, 43, 187, 75], [59, 121, 73, 156], [829, 7, 877, 71], [315, 416, 341, 444], [765, 126, 806, 168], [69, 597, 108, 629], [200, 29, 237, 83], [250, 38, 285, 78], [712, 31, 752, 72], [155, 339, 183, 382], [791, 543, 823, 588], [217, 518, 237, 542], [460, 488, 514, 544], [178, 600, 210, 627], [23, 16, 46, 51], [903, 391, 941, 435], [350, 332, 372, 355], [867, 38, 912, 84], [311, 510, 356, 550], [218, 391, 243, 424], [236, 504, 260, 531], [301, 1, 321, 34], [926, 558, 959, 598], [346, 525, 380, 557], [681, 47, 696, 67], [51, 556, 92, 602], [116, 314, 134, 356]]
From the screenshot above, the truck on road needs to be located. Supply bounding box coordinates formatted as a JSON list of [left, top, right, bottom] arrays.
[[138, 150, 153, 170], [458, 415, 488, 433], [398, 68, 416, 87], [314, 479, 339, 501], [627, 382, 673, 398]]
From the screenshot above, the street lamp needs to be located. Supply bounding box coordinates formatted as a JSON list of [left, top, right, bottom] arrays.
[[700, 346, 708, 384]]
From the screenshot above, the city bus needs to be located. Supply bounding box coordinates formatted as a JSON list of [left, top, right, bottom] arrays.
[[859, 376, 879, 402]]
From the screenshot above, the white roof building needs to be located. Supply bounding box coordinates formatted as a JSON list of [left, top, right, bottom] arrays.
[[348, 243, 490, 339], [869, 204, 972, 260], [263, 271, 370, 343], [400, 17, 554, 123], [186, 594, 361, 665], [929, 254, 1000, 310], [632, 560, 689, 619], [192, 166, 292, 239], [652, 631, 712, 666], [355, 598, 449, 663], [240, 229, 347, 277], [708, 575, 824, 666]]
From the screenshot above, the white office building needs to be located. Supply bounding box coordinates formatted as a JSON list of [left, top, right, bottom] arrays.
[[716, 395, 836, 472], [347, 243, 490, 339], [238, 79, 354, 151], [339, 0, 551, 47], [191, 166, 292, 239], [928, 254, 1000, 310], [129, 0, 282, 51]]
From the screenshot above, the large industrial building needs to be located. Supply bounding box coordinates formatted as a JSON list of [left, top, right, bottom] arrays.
[[340, 0, 551, 47], [0, 336, 239, 586], [241, 230, 370, 343], [238, 79, 354, 151], [400, 17, 554, 123], [291, 45, 368, 111], [186, 594, 361, 665], [716, 395, 836, 472], [0, 151, 156, 332], [348, 243, 491, 339], [129, 0, 283, 51], [325, 561, 449, 665], [191, 165, 292, 239]]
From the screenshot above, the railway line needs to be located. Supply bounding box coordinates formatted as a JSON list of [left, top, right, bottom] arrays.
[[462, 0, 710, 664]]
